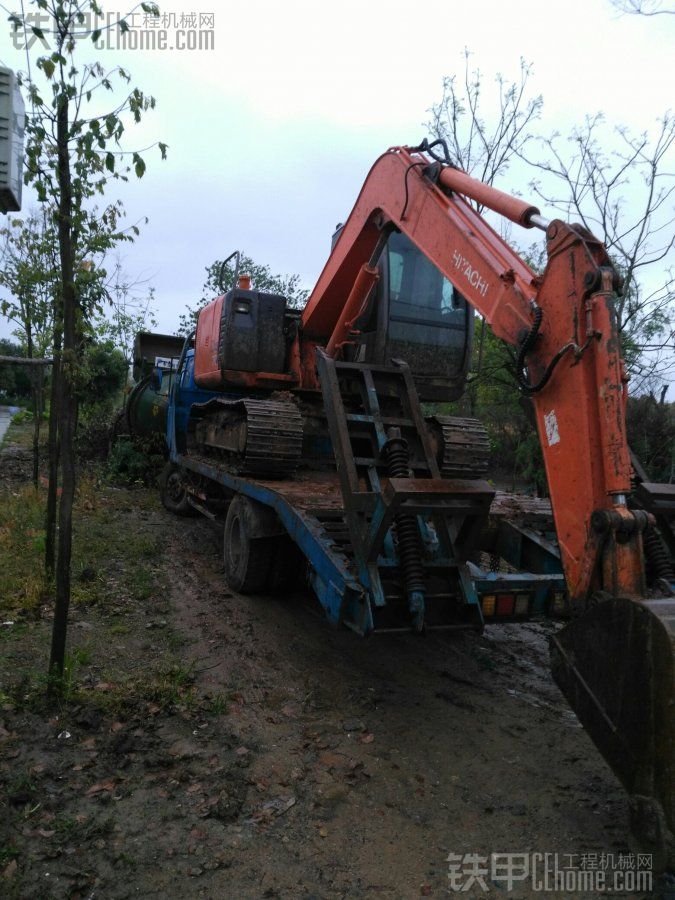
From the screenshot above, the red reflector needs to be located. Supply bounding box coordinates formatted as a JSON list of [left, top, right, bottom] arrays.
[[496, 594, 515, 615]]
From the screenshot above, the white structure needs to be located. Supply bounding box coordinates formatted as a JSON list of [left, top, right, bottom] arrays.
[[0, 67, 25, 213]]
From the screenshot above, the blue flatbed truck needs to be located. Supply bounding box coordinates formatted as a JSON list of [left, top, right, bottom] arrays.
[[158, 338, 567, 636]]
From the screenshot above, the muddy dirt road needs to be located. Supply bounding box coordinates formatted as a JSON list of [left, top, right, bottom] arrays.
[[157, 513, 640, 898]]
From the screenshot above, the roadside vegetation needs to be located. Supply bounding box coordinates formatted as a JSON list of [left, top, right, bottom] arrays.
[[0, 411, 265, 898]]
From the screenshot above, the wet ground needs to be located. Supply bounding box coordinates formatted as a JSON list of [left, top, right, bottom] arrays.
[[0, 454, 668, 897], [152, 514, 646, 898]]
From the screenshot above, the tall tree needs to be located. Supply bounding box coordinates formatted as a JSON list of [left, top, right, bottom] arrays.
[[522, 112, 675, 393], [427, 54, 544, 471], [0, 212, 56, 485], [93, 256, 158, 366], [10, 0, 165, 685], [426, 51, 543, 214], [610, 0, 675, 14], [429, 52, 675, 399]]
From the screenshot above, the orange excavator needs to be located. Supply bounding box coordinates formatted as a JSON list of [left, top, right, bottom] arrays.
[[162, 141, 674, 864]]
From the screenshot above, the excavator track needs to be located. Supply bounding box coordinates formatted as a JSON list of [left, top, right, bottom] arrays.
[[429, 415, 490, 480], [194, 397, 303, 477]]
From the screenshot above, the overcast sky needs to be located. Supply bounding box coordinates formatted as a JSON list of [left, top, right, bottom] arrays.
[[1, 0, 674, 343]]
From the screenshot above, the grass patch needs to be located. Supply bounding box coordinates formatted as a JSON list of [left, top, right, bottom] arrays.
[[204, 693, 229, 716], [52, 814, 114, 843], [0, 476, 164, 617], [6, 772, 38, 806], [0, 843, 20, 867], [0, 470, 176, 714], [0, 486, 51, 615], [78, 662, 198, 716], [0, 417, 35, 450]]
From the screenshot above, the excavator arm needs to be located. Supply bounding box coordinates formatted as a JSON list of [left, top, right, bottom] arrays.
[[300, 144, 639, 603], [296, 144, 674, 863]]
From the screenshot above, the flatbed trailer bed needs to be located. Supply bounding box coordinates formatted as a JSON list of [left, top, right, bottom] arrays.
[[177, 452, 566, 634]]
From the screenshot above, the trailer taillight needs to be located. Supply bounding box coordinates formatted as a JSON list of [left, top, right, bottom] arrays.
[[496, 594, 515, 615], [481, 594, 496, 616], [482, 592, 532, 619]]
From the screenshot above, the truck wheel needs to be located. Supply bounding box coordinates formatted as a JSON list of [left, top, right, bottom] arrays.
[[266, 537, 306, 593], [160, 463, 197, 517], [223, 495, 274, 593]]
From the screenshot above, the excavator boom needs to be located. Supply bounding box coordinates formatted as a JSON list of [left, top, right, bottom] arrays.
[[299, 146, 637, 604]]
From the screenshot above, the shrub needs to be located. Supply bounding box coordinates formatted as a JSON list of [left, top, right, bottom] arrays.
[[105, 435, 165, 485]]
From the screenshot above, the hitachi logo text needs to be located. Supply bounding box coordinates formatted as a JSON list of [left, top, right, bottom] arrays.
[[452, 250, 489, 297]]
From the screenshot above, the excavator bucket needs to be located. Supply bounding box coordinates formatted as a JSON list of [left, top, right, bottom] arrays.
[[550, 596, 675, 868]]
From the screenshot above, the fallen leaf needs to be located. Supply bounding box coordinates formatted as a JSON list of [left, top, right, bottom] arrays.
[[86, 780, 115, 796], [252, 796, 297, 820], [3, 859, 17, 878], [234, 746, 249, 757], [360, 733, 375, 744], [318, 750, 346, 770]]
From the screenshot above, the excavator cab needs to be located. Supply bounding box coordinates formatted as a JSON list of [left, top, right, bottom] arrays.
[[333, 228, 473, 402]]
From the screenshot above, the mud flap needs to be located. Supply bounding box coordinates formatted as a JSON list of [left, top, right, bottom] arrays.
[[550, 596, 675, 869]]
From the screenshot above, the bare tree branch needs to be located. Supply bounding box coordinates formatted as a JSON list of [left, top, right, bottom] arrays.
[[610, 0, 675, 14]]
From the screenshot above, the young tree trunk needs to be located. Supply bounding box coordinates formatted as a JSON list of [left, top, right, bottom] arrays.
[[45, 332, 61, 575], [31, 370, 41, 489], [25, 328, 41, 490], [469, 319, 486, 418], [49, 92, 77, 684]]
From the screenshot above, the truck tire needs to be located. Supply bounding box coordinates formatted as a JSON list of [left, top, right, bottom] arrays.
[[223, 495, 274, 593], [266, 537, 306, 593], [160, 463, 197, 517]]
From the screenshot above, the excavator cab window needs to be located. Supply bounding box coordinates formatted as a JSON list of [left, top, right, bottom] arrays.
[[388, 232, 465, 328], [380, 232, 473, 401], [331, 226, 473, 401]]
